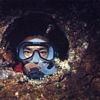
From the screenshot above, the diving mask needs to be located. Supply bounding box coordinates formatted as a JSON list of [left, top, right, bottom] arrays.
[[17, 38, 55, 62]]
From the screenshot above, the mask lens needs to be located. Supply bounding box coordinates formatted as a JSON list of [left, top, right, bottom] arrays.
[[17, 42, 55, 61], [39, 47, 48, 59], [23, 47, 33, 59], [18, 42, 34, 60]]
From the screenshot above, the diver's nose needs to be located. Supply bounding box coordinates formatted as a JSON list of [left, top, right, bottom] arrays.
[[31, 52, 40, 63]]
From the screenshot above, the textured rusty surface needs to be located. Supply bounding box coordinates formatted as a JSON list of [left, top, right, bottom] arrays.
[[0, 1, 100, 100]]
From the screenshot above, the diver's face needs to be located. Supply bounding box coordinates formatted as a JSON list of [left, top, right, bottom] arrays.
[[17, 37, 57, 79]]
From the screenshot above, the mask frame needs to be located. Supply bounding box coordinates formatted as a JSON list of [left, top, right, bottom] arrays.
[[17, 42, 56, 62]]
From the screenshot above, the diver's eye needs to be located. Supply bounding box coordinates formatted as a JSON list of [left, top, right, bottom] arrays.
[[40, 50, 47, 54], [23, 49, 33, 58], [39, 49, 48, 59]]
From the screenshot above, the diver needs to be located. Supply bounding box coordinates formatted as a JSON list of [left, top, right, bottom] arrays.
[[2, 12, 69, 80]]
